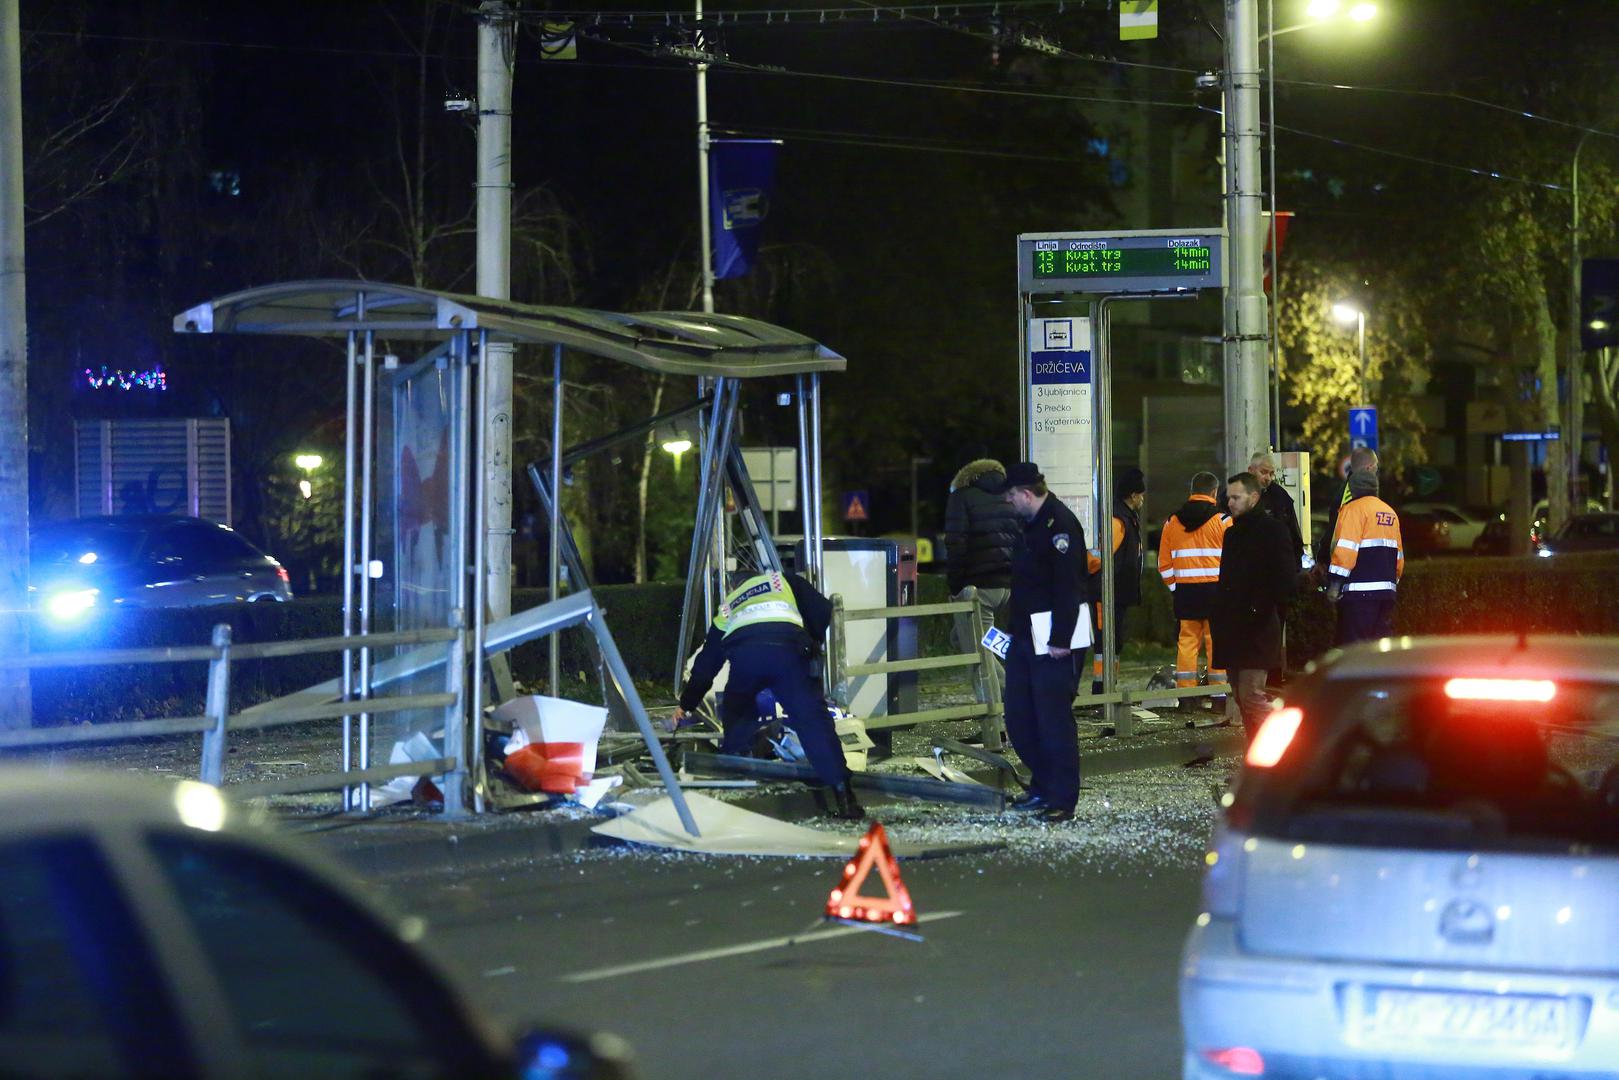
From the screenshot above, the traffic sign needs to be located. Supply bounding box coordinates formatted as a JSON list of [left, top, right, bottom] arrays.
[[1348, 406, 1378, 452], [841, 491, 869, 522]]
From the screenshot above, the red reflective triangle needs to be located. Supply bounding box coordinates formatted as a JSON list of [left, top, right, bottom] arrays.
[[824, 821, 916, 927], [844, 494, 868, 521]]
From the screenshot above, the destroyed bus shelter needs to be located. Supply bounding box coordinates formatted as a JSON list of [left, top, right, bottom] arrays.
[[174, 281, 845, 824]]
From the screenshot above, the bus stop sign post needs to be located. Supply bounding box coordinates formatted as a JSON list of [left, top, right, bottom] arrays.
[[1018, 229, 1222, 739]]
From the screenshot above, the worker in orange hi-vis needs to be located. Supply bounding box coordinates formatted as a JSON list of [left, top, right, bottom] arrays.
[[1087, 468, 1146, 695], [1326, 469, 1404, 645], [1157, 471, 1231, 692]]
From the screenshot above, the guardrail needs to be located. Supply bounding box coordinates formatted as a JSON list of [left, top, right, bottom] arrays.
[[0, 590, 701, 835], [0, 619, 466, 812], [828, 586, 1006, 749]]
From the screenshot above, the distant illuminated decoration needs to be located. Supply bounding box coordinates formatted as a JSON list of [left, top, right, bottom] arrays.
[[83, 365, 167, 392]]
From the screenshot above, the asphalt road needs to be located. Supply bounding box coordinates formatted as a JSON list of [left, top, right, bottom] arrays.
[[362, 759, 1226, 1080]]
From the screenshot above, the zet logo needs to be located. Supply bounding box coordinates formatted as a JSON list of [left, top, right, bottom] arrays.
[[722, 188, 768, 230]]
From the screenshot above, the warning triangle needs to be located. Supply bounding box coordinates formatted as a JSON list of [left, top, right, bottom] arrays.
[[824, 821, 916, 927], [844, 494, 868, 522]]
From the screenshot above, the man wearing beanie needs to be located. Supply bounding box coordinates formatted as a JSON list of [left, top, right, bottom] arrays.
[[1326, 468, 1404, 644], [1087, 467, 1146, 695]]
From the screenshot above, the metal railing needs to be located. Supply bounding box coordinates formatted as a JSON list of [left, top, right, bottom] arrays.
[[0, 590, 701, 835], [828, 586, 1006, 749]]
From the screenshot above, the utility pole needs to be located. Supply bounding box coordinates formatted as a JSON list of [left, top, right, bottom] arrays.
[[476, 2, 514, 632], [1222, 0, 1272, 473], [0, 0, 29, 727]]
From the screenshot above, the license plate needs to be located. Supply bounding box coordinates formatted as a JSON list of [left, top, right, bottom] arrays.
[[1363, 987, 1568, 1050]]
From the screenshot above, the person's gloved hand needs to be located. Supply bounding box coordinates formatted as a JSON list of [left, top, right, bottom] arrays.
[[665, 706, 689, 734], [1325, 578, 1344, 603]]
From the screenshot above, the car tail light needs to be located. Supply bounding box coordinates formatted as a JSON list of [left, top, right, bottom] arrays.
[[276, 566, 290, 584], [1444, 677, 1555, 703], [1200, 1047, 1264, 1075], [1244, 707, 1302, 768]]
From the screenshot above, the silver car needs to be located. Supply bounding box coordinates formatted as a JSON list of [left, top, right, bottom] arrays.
[[0, 769, 633, 1078], [1181, 636, 1619, 1079]]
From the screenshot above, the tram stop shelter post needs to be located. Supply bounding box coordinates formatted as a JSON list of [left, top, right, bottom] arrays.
[[174, 281, 843, 831]]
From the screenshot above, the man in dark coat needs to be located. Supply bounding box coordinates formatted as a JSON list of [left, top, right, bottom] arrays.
[[943, 456, 1022, 695], [1249, 452, 1305, 565], [1088, 467, 1146, 695], [1212, 472, 1297, 739], [994, 462, 1090, 824]]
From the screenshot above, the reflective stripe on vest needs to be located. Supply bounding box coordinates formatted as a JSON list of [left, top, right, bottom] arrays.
[[715, 572, 805, 637]]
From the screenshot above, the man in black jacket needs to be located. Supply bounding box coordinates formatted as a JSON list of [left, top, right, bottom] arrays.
[[1089, 467, 1146, 695], [673, 570, 862, 818], [1249, 452, 1305, 566], [1212, 473, 1297, 739], [994, 462, 1089, 824], [943, 456, 1022, 693]]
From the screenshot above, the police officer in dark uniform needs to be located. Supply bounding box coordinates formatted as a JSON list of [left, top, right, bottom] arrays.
[[995, 462, 1091, 823], [673, 569, 863, 819]]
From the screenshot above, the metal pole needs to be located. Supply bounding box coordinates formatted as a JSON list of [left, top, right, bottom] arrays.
[[199, 623, 232, 786], [795, 375, 813, 570], [477, 2, 516, 635], [470, 332, 489, 816], [442, 608, 469, 818], [358, 324, 376, 811], [1266, 0, 1282, 450], [810, 373, 825, 585], [1571, 134, 1589, 505], [1097, 298, 1127, 738], [341, 329, 357, 805], [549, 343, 563, 693], [696, 0, 715, 315], [1222, 0, 1272, 475], [0, 0, 29, 730], [1358, 311, 1367, 405]]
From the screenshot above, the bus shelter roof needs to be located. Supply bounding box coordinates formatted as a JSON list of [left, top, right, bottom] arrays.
[[173, 279, 845, 378]]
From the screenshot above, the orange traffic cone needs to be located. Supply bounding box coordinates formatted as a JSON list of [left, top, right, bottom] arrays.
[[824, 821, 916, 928]]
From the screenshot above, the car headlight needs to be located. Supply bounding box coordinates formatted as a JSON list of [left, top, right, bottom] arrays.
[[45, 587, 99, 622]]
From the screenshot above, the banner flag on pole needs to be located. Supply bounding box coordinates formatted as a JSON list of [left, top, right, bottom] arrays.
[[1262, 210, 1294, 295], [708, 139, 781, 280], [1119, 1, 1158, 41]]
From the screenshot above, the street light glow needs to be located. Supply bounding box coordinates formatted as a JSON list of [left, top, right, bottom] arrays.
[[1590, 319, 1609, 331], [661, 438, 693, 455], [1305, 0, 1340, 18], [294, 453, 323, 471], [1347, 2, 1377, 21], [1332, 301, 1364, 325]]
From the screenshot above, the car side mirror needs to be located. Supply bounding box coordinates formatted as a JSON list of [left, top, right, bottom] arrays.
[[512, 1027, 637, 1080]]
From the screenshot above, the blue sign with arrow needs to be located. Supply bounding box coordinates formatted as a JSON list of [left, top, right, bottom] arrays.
[[1349, 406, 1378, 452]]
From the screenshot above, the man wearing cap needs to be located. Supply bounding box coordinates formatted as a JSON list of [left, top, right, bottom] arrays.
[[1326, 469, 1404, 644], [1087, 467, 1146, 695], [997, 462, 1091, 824]]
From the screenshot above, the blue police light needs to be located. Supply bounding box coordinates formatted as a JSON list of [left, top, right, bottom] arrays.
[[45, 588, 98, 623]]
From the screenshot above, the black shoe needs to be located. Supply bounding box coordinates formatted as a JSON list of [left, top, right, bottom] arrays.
[[1037, 806, 1075, 824], [831, 782, 866, 821], [1009, 792, 1046, 812]]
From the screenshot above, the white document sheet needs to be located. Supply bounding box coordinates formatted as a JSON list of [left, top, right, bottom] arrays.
[[1030, 609, 1093, 655]]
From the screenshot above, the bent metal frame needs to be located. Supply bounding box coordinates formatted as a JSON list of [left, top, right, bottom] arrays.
[[174, 281, 845, 828]]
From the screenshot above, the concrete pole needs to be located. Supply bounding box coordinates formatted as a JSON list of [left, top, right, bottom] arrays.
[[696, 0, 715, 316], [477, 2, 515, 629], [0, 0, 30, 727], [1570, 135, 1589, 506], [1222, 0, 1272, 474]]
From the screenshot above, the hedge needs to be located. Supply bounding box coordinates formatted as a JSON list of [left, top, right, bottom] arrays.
[[22, 554, 1619, 725]]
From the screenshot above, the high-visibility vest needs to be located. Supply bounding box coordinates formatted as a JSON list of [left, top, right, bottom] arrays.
[[714, 572, 805, 637], [1329, 495, 1404, 592], [1157, 495, 1231, 593]]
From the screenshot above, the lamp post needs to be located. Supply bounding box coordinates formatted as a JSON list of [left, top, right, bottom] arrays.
[[1260, 0, 1378, 448], [1569, 129, 1599, 505], [661, 432, 693, 478], [293, 452, 324, 591], [1333, 301, 1368, 405]]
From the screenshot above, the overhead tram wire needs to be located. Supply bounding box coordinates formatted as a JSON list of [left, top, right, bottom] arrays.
[[710, 122, 1114, 163]]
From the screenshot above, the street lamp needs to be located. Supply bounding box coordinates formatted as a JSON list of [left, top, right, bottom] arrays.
[[294, 452, 323, 500], [1332, 300, 1368, 405], [659, 428, 693, 477], [1260, 0, 1378, 445]]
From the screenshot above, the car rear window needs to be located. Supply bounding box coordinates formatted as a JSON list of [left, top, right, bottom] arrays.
[[1261, 679, 1619, 851], [31, 524, 146, 567]]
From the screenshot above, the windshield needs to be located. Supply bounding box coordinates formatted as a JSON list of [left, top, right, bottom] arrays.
[[1267, 678, 1619, 851], [31, 524, 147, 569]]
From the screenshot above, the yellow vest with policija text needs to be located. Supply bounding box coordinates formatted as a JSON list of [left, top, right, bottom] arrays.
[[1329, 495, 1404, 592], [714, 572, 805, 637]]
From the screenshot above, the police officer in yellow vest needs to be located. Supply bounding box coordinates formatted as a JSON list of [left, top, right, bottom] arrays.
[[673, 569, 863, 818]]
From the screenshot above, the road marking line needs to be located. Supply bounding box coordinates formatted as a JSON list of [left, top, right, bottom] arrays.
[[558, 909, 966, 983]]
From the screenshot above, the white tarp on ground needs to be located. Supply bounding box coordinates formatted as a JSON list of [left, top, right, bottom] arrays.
[[592, 793, 999, 858]]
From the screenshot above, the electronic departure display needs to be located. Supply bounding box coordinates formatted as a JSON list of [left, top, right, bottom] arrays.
[[1017, 230, 1223, 294]]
